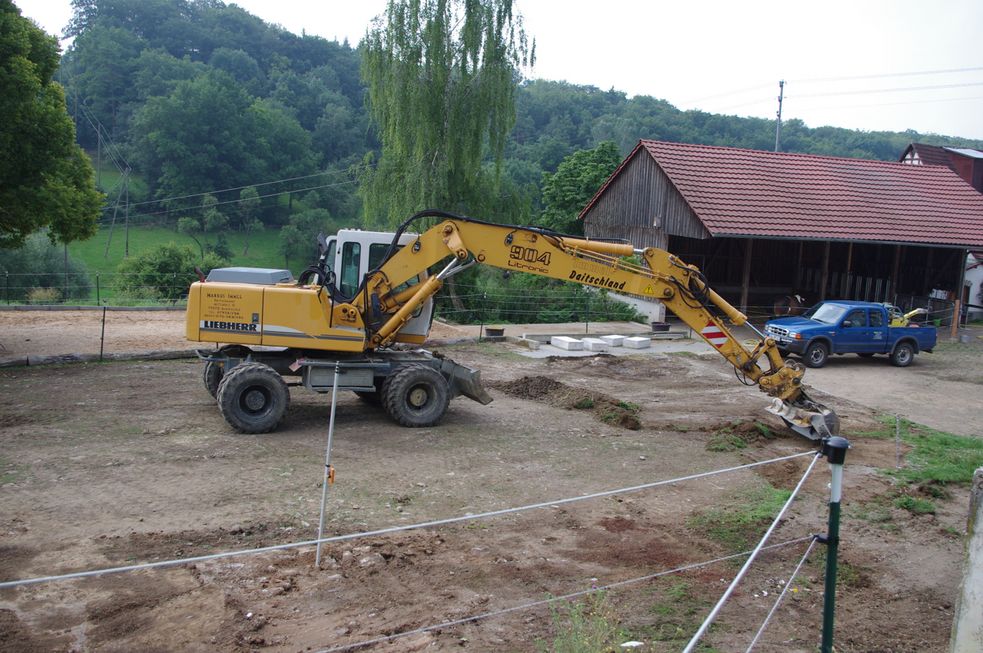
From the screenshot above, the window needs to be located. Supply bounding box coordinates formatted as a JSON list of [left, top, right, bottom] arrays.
[[844, 309, 866, 328], [340, 241, 361, 298], [368, 243, 390, 271], [869, 309, 883, 327]]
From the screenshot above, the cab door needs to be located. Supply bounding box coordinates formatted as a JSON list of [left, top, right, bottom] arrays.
[[837, 308, 875, 353]]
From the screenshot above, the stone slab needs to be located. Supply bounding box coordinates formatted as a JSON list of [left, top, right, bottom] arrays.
[[550, 336, 583, 351], [624, 336, 652, 349]]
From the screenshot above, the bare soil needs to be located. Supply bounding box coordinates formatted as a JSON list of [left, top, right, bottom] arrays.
[[0, 313, 979, 652]]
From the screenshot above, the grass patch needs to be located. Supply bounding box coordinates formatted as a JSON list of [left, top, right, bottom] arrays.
[[688, 484, 792, 552], [857, 416, 983, 485], [635, 580, 718, 651], [704, 420, 774, 452], [893, 495, 936, 515], [70, 225, 287, 276], [538, 592, 627, 653], [706, 432, 747, 452]]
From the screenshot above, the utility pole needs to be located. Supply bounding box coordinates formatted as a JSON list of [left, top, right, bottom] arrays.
[[774, 79, 785, 152]]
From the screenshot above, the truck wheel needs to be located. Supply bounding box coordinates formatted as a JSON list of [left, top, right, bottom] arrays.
[[890, 342, 914, 367], [803, 341, 829, 368], [381, 364, 450, 427], [217, 362, 290, 433], [203, 361, 223, 398]]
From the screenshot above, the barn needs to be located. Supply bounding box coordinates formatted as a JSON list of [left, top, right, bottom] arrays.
[[580, 140, 983, 322]]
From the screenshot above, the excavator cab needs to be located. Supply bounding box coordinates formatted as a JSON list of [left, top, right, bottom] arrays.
[[324, 229, 434, 341]]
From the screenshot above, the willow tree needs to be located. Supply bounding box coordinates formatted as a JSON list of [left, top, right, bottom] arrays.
[[359, 0, 534, 227]]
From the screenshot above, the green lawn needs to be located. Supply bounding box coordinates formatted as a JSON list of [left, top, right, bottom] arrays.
[[70, 225, 289, 276]]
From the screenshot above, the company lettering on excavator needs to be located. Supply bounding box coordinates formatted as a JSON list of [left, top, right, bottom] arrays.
[[186, 209, 838, 440]]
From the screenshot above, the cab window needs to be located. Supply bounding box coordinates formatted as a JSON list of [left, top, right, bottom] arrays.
[[369, 242, 421, 292], [326, 239, 336, 273], [843, 309, 866, 327], [340, 241, 361, 297], [869, 309, 884, 327]]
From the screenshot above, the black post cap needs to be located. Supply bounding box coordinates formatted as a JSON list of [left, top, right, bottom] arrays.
[[822, 436, 850, 465]]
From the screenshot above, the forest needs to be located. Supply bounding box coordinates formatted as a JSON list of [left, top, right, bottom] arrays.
[[4, 0, 982, 316]]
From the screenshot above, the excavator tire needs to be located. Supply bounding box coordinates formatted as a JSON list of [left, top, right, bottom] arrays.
[[203, 361, 223, 398], [381, 363, 450, 427], [216, 362, 290, 434]]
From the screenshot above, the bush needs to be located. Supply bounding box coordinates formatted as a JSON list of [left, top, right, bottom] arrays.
[[26, 287, 62, 304], [0, 233, 93, 302], [115, 243, 228, 302]]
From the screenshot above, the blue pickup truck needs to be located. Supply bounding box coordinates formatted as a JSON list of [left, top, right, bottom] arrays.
[[764, 300, 936, 368]]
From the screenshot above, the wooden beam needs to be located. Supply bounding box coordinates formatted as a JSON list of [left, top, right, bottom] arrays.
[[890, 245, 901, 302], [842, 242, 854, 297], [740, 239, 753, 314], [793, 241, 804, 290], [819, 241, 831, 301]]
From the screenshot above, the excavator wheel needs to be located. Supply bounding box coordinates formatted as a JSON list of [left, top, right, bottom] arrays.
[[203, 361, 223, 398], [216, 362, 290, 434], [381, 364, 450, 427]]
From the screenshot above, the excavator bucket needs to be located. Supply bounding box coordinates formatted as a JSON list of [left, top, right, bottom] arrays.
[[766, 393, 840, 441], [441, 358, 494, 405]]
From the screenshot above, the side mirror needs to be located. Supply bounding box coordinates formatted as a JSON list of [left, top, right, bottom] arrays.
[[842, 320, 852, 328]]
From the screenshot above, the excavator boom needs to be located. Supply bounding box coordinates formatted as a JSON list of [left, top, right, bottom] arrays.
[[357, 210, 837, 441]]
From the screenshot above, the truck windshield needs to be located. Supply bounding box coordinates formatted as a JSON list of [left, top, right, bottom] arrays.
[[811, 304, 847, 325]]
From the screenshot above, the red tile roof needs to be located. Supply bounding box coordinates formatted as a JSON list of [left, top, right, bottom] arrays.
[[583, 140, 983, 248], [900, 142, 953, 167]]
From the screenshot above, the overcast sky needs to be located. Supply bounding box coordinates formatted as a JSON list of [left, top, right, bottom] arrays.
[[20, 0, 983, 141]]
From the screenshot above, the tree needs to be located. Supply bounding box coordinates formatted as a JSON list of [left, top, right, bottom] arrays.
[[279, 208, 334, 269], [0, 1, 103, 248], [238, 186, 262, 254], [115, 242, 227, 301], [359, 0, 534, 226], [538, 141, 622, 235]]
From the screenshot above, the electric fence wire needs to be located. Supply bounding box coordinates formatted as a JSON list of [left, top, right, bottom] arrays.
[[316, 536, 816, 653], [0, 451, 816, 590], [745, 536, 819, 652], [682, 451, 822, 653]]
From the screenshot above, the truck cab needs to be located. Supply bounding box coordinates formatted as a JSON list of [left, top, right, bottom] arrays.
[[765, 300, 936, 368]]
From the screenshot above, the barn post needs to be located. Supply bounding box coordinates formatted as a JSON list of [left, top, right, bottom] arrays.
[[842, 242, 854, 297], [794, 241, 804, 291], [819, 242, 831, 301], [890, 245, 902, 303], [740, 239, 753, 314]]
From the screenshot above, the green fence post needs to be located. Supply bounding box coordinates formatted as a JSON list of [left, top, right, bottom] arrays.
[[820, 436, 850, 653]]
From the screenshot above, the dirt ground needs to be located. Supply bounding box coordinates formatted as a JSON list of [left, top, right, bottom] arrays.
[[0, 312, 980, 652]]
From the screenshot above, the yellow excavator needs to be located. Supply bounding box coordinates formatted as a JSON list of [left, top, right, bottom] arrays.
[[186, 210, 838, 440]]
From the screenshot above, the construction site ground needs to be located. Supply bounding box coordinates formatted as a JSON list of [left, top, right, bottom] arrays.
[[1, 310, 981, 652]]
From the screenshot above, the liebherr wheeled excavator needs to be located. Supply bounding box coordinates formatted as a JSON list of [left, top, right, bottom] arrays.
[[185, 210, 838, 440]]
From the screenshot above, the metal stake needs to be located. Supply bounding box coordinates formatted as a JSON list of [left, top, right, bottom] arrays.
[[315, 363, 341, 568], [820, 436, 850, 653], [99, 307, 107, 361]]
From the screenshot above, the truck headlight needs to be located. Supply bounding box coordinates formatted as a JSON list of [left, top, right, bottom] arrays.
[[789, 332, 802, 340]]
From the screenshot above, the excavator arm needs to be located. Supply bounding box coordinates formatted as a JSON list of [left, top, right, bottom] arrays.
[[352, 210, 837, 441]]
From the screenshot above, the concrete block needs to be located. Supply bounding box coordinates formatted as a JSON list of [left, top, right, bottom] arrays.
[[550, 336, 583, 351], [623, 336, 651, 349], [583, 338, 610, 352], [599, 335, 624, 347], [550, 336, 583, 350]]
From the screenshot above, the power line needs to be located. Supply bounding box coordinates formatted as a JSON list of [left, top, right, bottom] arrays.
[[126, 167, 361, 208], [790, 94, 983, 112], [96, 179, 358, 224], [796, 65, 983, 84], [790, 80, 983, 99]]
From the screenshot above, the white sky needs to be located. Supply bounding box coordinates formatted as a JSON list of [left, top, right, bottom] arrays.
[[19, 0, 983, 141]]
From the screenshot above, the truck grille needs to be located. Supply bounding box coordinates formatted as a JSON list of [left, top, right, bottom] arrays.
[[766, 325, 789, 338]]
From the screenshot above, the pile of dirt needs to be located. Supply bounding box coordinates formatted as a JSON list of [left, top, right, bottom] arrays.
[[491, 375, 642, 430]]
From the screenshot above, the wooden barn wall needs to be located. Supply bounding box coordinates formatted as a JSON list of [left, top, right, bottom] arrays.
[[583, 154, 710, 249], [667, 235, 966, 315]]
